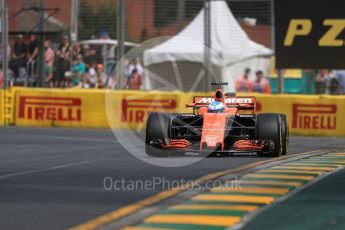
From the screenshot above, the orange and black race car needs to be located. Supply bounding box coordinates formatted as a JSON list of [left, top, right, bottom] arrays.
[[145, 83, 288, 157]]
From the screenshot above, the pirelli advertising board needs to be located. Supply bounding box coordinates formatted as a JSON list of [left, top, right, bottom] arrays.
[[14, 88, 184, 130], [9, 88, 345, 136], [275, 0, 345, 69], [14, 88, 109, 128], [0, 90, 3, 126], [254, 94, 345, 136], [107, 90, 184, 130]]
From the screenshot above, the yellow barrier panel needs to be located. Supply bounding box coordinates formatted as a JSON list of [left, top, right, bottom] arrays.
[[0, 90, 3, 126], [14, 88, 109, 128], [13, 88, 185, 129], [176, 92, 345, 136], [106, 90, 185, 130], [3, 88, 16, 125], [255, 94, 345, 136], [10, 87, 345, 136]]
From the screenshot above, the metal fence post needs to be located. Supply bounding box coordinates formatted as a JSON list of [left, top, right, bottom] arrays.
[[271, 0, 283, 94], [204, 0, 211, 92], [177, 0, 186, 31], [270, 0, 275, 51], [116, 0, 125, 89], [37, 0, 45, 88], [71, 0, 79, 43], [70, 0, 79, 86], [1, 1, 8, 90], [1, 0, 9, 126]]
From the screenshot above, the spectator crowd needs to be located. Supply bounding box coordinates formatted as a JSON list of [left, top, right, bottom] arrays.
[[235, 68, 345, 95], [3, 34, 345, 95], [6, 33, 144, 90], [235, 68, 271, 94], [315, 69, 345, 95]]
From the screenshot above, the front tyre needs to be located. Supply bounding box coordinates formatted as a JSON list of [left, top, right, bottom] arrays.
[[279, 114, 289, 155], [257, 113, 283, 157], [145, 112, 172, 157]]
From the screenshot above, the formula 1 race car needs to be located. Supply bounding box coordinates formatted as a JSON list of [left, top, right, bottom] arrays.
[[145, 83, 288, 157]]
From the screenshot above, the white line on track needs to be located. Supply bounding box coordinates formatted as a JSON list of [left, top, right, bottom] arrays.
[[0, 159, 108, 180], [9, 134, 119, 144]]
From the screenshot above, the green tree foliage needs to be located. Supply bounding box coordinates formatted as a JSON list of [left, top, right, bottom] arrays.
[[79, 1, 116, 40]]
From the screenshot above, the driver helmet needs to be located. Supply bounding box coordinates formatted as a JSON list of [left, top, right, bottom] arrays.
[[208, 101, 225, 113]]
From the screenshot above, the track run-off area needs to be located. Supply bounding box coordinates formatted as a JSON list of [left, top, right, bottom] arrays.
[[0, 127, 344, 230]]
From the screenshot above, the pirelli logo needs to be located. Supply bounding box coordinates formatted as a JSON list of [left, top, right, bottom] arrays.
[[18, 96, 82, 122], [122, 99, 177, 123], [292, 104, 337, 130]]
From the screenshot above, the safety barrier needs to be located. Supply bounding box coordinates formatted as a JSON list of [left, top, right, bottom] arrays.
[[14, 88, 108, 128], [106, 90, 186, 130], [0, 90, 3, 126], [4, 89, 15, 125], [255, 94, 345, 136], [3, 87, 345, 136]]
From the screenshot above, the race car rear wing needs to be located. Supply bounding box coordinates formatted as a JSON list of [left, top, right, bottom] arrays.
[[187, 96, 256, 110]]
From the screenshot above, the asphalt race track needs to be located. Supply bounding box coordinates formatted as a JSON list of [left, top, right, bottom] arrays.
[[0, 127, 344, 230]]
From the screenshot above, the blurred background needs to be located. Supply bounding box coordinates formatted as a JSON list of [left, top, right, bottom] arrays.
[[0, 0, 342, 94]]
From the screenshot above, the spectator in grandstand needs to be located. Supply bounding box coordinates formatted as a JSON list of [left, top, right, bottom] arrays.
[[70, 54, 86, 87], [123, 59, 131, 78], [129, 57, 144, 75], [53, 53, 72, 88], [235, 68, 252, 92], [28, 34, 38, 62], [0, 43, 11, 61], [94, 31, 110, 64], [96, 31, 116, 76], [83, 62, 97, 88], [330, 76, 339, 95], [0, 66, 3, 88], [71, 42, 83, 61], [99, 31, 110, 40], [96, 64, 108, 88], [252, 70, 271, 94], [82, 44, 97, 68], [126, 68, 143, 90], [107, 74, 117, 89], [27, 34, 39, 76], [0, 67, 12, 88], [0, 71, 2, 88], [316, 69, 338, 94], [334, 70, 345, 94], [9, 34, 27, 79], [53, 36, 71, 88], [44, 40, 55, 68], [58, 35, 71, 57], [0, 43, 11, 86], [43, 59, 53, 88], [105, 45, 115, 76]]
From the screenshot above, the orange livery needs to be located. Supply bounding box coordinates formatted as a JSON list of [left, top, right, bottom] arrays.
[[145, 83, 289, 157]]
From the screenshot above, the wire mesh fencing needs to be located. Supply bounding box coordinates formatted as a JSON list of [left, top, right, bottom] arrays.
[[1, 0, 341, 94]]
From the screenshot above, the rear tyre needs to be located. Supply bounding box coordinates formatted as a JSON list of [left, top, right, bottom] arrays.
[[279, 114, 289, 155], [145, 112, 172, 157], [257, 113, 283, 157]]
